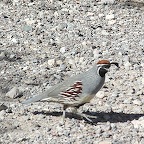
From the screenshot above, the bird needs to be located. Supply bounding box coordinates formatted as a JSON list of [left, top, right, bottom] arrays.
[[22, 60, 119, 122]]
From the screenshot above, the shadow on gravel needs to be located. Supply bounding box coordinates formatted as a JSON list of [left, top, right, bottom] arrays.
[[122, 1, 144, 8], [33, 110, 144, 125]]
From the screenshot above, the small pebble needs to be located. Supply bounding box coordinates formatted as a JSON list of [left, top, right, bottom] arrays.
[[108, 20, 116, 25], [93, 49, 100, 59], [99, 140, 112, 144], [101, 30, 109, 35], [133, 99, 142, 106], [6, 87, 21, 99], [106, 14, 115, 20], [48, 59, 56, 67], [60, 47, 66, 54], [96, 91, 105, 98], [124, 61, 131, 70], [59, 64, 66, 71], [0, 110, 6, 120], [0, 51, 5, 60]]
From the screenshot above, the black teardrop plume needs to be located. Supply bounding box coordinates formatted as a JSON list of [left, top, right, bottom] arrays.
[[110, 62, 119, 68]]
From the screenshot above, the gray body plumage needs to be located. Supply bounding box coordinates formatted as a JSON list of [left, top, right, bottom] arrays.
[[22, 64, 105, 107]]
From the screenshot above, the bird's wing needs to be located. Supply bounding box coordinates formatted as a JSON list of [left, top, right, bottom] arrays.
[[22, 74, 84, 104], [55, 81, 83, 104]]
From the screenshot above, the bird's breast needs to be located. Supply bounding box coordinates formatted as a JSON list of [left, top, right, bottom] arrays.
[[81, 76, 105, 103]]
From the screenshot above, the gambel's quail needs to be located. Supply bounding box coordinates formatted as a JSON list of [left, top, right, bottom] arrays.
[[22, 60, 119, 122]]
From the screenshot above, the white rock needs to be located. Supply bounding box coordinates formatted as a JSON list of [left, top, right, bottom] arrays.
[[131, 119, 144, 129], [74, 57, 79, 63], [55, 37, 62, 44], [93, 49, 100, 59], [99, 140, 112, 144], [23, 66, 28, 71], [38, 11, 44, 18], [106, 14, 115, 20], [13, 0, 19, 2], [108, 20, 116, 25], [13, 0, 19, 5], [25, 18, 36, 25], [98, 100, 103, 106], [123, 56, 129, 62], [48, 59, 56, 67], [102, 41, 108, 47], [101, 30, 109, 36], [11, 38, 18, 43], [0, 110, 6, 120], [79, 57, 84, 63], [98, 13, 104, 17], [118, 52, 122, 57], [59, 64, 66, 71], [100, 0, 115, 4], [60, 47, 66, 54], [96, 91, 105, 98], [0, 51, 5, 60], [133, 99, 142, 106], [81, 41, 87, 48], [123, 99, 131, 104], [87, 12, 94, 16], [124, 61, 131, 70], [54, 11, 59, 17], [56, 60, 62, 65], [6, 87, 20, 99], [105, 76, 110, 82], [90, 16, 95, 20]]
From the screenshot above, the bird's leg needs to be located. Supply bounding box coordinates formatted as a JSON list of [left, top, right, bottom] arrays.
[[72, 106, 93, 122], [77, 111, 93, 122], [62, 105, 68, 123], [62, 105, 95, 123]]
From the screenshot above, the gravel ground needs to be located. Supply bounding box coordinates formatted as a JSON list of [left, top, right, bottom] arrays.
[[0, 0, 144, 144]]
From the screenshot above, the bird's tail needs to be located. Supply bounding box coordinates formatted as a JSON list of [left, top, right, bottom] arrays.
[[22, 92, 48, 104]]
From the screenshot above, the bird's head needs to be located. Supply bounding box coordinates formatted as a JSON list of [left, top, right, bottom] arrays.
[[97, 60, 119, 77]]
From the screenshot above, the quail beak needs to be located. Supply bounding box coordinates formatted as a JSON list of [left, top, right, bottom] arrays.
[[110, 62, 120, 69]]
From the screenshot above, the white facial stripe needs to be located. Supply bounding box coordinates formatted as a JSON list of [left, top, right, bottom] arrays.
[[97, 67, 101, 76]]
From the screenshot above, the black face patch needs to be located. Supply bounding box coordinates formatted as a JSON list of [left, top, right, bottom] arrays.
[[98, 68, 108, 77]]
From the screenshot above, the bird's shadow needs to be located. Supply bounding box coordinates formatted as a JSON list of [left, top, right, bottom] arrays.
[[32, 110, 144, 125]]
